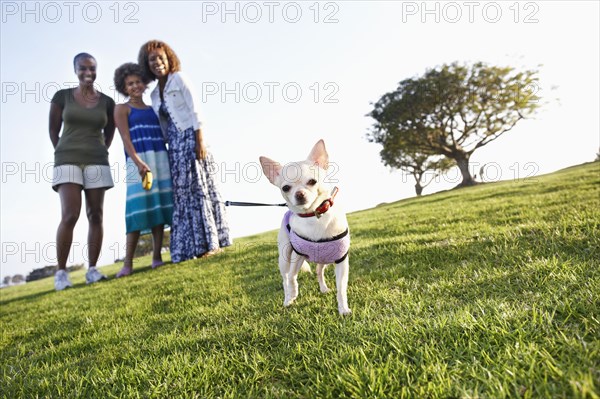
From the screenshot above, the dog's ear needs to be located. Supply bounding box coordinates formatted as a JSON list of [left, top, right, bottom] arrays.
[[259, 156, 282, 185], [307, 139, 329, 170]]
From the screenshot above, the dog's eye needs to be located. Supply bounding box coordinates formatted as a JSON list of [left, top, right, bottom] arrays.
[[307, 179, 317, 186], [282, 185, 291, 192]]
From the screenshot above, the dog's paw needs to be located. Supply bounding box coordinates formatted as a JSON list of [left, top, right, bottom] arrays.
[[300, 262, 312, 273], [320, 286, 330, 294], [284, 298, 296, 307], [338, 307, 352, 316]]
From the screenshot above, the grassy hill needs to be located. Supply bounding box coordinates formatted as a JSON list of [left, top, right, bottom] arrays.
[[1, 162, 599, 398]]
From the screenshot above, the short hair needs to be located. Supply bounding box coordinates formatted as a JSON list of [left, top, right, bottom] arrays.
[[138, 40, 181, 82], [113, 63, 148, 96], [73, 52, 96, 69]]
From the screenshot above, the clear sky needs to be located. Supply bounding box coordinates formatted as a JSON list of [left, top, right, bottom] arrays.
[[1, 1, 599, 280]]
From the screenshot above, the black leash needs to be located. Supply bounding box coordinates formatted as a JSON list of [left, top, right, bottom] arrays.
[[225, 201, 287, 207], [225, 187, 339, 208]]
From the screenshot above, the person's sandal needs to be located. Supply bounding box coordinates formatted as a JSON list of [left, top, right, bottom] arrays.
[[116, 266, 133, 278], [151, 260, 164, 269], [201, 248, 224, 258]]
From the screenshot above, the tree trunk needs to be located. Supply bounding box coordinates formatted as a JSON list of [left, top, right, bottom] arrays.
[[454, 153, 476, 187], [415, 183, 423, 196]]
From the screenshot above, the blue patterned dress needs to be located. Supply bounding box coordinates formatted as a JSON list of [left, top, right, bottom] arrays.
[[124, 106, 173, 234], [160, 102, 231, 263]]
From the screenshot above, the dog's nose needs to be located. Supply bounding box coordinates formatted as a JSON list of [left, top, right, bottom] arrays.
[[295, 191, 307, 204]]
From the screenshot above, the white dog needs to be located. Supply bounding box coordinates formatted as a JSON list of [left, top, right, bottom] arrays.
[[260, 140, 351, 315]]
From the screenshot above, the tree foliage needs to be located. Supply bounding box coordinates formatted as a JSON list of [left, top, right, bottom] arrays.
[[380, 135, 454, 195], [368, 62, 541, 186], [134, 229, 171, 258]]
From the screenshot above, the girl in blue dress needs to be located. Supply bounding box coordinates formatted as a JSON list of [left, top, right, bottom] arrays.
[[138, 40, 231, 263], [113, 63, 174, 277]]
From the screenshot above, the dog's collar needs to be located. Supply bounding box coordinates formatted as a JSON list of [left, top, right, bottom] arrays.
[[297, 187, 339, 219]]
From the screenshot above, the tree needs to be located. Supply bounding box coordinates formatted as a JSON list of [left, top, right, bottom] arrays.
[[380, 134, 454, 195], [134, 229, 171, 258], [368, 62, 541, 186], [135, 236, 154, 258]]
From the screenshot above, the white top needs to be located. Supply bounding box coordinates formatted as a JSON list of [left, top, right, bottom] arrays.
[[150, 71, 203, 136]]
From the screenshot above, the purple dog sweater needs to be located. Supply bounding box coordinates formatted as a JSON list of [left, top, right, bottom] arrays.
[[282, 210, 350, 264]]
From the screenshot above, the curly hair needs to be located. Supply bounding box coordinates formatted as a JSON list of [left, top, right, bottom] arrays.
[[113, 63, 148, 96], [138, 40, 181, 82]]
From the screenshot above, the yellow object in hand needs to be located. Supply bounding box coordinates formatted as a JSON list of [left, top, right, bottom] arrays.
[[142, 171, 153, 190]]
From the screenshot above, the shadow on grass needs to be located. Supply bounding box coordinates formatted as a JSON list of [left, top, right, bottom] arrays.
[[219, 209, 599, 320], [0, 288, 57, 308], [0, 262, 174, 308]]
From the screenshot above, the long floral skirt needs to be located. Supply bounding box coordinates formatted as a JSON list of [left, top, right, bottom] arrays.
[[165, 122, 231, 263]]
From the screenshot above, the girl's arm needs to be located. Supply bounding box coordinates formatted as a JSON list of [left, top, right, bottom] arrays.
[[114, 104, 150, 176]]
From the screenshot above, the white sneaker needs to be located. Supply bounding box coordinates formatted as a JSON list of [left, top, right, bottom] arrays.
[[86, 267, 107, 284], [54, 269, 73, 291]]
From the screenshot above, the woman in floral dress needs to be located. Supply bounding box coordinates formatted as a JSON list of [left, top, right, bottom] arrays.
[[138, 40, 231, 263]]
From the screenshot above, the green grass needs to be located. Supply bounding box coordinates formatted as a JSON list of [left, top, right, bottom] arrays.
[[1, 162, 599, 398]]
